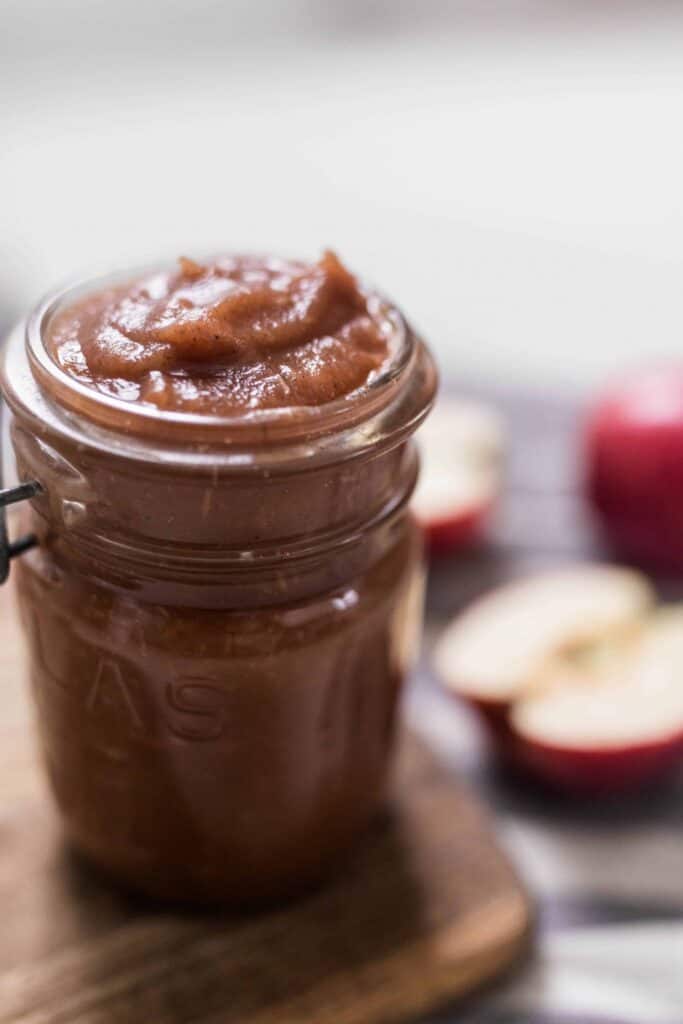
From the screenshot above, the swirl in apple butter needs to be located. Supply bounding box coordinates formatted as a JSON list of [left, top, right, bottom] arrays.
[[2, 250, 437, 905], [46, 251, 393, 415]]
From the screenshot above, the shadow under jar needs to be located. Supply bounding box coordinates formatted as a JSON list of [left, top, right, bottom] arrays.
[[0, 253, 437, 906]]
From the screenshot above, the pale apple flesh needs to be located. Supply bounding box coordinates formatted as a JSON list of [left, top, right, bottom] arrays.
[[510, 608, 683, 793], [434, 566, 655, 705], [432, 565, 683, 794], [413, 398, 505, 556]]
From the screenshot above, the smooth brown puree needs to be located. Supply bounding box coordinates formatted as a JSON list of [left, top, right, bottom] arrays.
[[5, 249, 435, 906], [47, 251, 393, 415]]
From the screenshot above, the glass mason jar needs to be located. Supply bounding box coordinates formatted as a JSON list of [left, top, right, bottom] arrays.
[[0, 268, 437, 906]]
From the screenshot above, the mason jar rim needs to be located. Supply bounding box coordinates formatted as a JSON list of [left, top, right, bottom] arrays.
[[3, 261, 438, 473], [28, 262, 412, 434]]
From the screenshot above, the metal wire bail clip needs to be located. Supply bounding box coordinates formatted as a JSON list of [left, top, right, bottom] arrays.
[[0, 481, 41, 584]]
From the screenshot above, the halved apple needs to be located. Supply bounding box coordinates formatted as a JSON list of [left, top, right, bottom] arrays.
[[511, 608, 683, 793], [434, 565, 654, 711], [413, 398, 505, 556]]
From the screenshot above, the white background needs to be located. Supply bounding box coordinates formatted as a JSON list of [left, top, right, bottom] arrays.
[[3, 1, 683, 390]]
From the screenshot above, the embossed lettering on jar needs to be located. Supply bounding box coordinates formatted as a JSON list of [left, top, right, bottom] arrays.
[[1, 253, 437, 904]]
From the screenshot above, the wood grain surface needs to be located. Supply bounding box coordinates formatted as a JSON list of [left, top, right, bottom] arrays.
[[0, 582, 531, 1023]]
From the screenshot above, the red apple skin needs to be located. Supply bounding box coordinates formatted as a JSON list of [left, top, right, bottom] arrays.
[[450, 690, 683, 796], [585, 367, 683, 570], [421, 501, 493, 557], [444, 691, 521, 763], [461, 693, 512, 741], [511, 730, 683, 796]]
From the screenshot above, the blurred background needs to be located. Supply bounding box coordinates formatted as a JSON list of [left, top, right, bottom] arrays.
[[3, 3, 683, 1022], [3, 0, 683, 388]]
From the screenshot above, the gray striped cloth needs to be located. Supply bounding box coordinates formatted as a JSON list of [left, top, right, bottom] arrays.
[[411, 385, 683, 1024]]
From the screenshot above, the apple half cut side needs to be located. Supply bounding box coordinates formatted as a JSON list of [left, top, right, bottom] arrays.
[[412, 398, 505, 556], [511, 607, 683, 794], [433, 565, 655, 740], [434, 565, 654, 707]]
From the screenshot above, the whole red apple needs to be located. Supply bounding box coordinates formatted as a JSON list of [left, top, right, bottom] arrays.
[[586, 366, 683, 570]]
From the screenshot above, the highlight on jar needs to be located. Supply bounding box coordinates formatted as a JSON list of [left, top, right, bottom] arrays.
[[0, 251, 438, 906]]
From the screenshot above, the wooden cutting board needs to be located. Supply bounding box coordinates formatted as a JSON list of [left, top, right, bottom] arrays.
[[0, 583, 531, 1024]]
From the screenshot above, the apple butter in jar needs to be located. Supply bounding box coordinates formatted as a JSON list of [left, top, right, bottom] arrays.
[[0, 251, 437, 904]]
